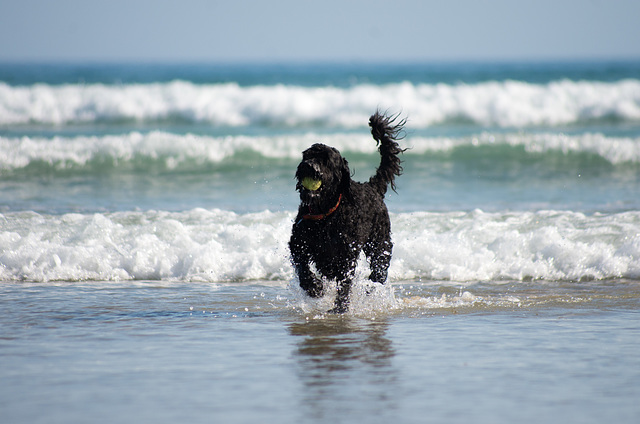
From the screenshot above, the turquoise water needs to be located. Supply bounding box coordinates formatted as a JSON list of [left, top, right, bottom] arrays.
[[1, 61, 640, 423]]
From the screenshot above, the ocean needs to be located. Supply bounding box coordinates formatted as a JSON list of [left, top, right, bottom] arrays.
[[1, 61, 639, 423]]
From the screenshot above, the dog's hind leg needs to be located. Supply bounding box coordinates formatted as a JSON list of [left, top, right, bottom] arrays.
[[365, 238, 392, 284]]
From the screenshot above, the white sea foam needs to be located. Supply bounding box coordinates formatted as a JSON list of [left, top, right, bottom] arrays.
[[1, 79, 639, 127], [410, 132, 640, 164], [2, 131, 639, 174], [0, 132, 359, 172], [390, 210, 640, 282], [0, 209, 292, 283], [1, 209, 638, 283]]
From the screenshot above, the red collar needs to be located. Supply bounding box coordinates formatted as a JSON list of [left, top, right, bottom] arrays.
[[302, 193, 342, 221]]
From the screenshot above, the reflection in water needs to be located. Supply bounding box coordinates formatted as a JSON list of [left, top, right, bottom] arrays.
[[289, 317, 398, 422]]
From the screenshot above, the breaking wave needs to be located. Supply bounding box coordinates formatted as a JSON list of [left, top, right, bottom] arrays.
[[2, 131, 639, 176], [2, 79, 640, 128], [1, 209, 638, 283]]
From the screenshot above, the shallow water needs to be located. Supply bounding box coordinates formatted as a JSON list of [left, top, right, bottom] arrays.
[[1, 280, 639, 424]]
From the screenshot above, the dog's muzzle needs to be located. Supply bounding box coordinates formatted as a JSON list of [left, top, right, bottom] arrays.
[[297, 162, 322, 190], [297, 161, 324, 206], [302, 177, 322, 191]]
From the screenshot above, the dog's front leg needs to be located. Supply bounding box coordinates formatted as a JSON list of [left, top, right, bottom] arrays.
[[290, 236, 324, 298], [296, 262, 324, 298], [330, 278, 352, 313]]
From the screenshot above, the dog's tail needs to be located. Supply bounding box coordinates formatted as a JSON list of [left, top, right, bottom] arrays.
[[368, 110, 406, 194]]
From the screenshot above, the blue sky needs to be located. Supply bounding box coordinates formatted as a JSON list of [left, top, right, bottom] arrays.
[[1, 0, 639, 62]]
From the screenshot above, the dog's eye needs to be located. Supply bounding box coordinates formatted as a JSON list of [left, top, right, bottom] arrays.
[[302, 177, 322, 191]]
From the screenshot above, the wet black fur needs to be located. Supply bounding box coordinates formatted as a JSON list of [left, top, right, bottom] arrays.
[[289, 110, 406, 313]]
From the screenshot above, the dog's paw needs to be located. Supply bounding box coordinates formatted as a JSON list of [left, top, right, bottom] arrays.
[[327, 302, 348, 314], [300, 277, 325, 298], [364, 281, 384, 296], [328, 295, 350, 314]]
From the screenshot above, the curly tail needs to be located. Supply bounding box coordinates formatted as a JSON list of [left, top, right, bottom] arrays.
[[368, 110, 406, 194]]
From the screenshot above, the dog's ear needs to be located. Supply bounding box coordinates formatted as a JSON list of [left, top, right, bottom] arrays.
[[339, 157, 351, 193]]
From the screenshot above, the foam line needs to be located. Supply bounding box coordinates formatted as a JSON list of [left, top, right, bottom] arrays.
[[2, 79, 639, 127], [1, 209, 638, 283]]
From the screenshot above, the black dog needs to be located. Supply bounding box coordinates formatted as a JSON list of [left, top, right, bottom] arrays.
[[289, 110, 405, 313]]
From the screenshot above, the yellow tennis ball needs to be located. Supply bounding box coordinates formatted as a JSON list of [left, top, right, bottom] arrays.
[[302, 177, 322, 191]]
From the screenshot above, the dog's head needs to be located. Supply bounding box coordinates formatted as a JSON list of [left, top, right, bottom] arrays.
[[295, 143, 350, 212]]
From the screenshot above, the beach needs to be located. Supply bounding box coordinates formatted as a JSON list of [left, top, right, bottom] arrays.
[[1, 61, 640, 423]]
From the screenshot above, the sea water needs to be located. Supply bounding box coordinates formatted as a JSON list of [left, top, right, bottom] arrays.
[[1, 61, 640, 423]]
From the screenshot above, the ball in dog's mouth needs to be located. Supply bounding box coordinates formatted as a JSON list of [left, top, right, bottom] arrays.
[[302, 177, 322, 191]]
